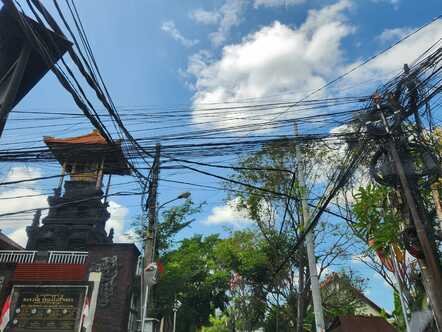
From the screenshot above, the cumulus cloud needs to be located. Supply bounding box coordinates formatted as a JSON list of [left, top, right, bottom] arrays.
[[3, 167, 42, 185], [161, 20, 199, 48], [346, 21, 442, 87], [8, 227, 28, 247], [191, 0, 306, 45], [190, 9, 220, 25], [254, 0, 306, 8], [187, 0, 441, 132], [106, 201, 133, 243], [377, 27, 413, 43], [202, 198, 253, 228], [188, 0, 353, 129], [0, 167, 47, 247], [209, 0, 247, 46]]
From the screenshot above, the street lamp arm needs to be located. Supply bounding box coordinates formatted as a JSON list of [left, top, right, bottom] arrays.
[[158, 192, 191, 211]]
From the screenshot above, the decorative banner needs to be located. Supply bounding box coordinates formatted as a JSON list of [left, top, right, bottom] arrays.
[[0, 295, 11, 332], [6, 285, 88, 332]]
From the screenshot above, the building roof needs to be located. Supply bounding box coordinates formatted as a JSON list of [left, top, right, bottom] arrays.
[[44, 130, 130, 175], [321, 272, 384, 314], [0, 231, 23, 250], [328, 316, 398, 332], [44, 130, 108, 145]]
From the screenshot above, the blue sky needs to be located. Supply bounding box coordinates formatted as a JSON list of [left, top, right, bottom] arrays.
[[1, 0, 442, 313]]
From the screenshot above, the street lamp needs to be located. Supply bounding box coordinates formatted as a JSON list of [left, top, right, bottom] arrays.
[[141, 192, 191, 332], [154, 191, 191, 252], [158, 191, 191, 210]]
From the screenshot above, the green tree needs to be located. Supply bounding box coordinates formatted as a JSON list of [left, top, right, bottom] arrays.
[[224, 139, 357, 331], [202, 314, 230, 332], [352, 184, 401, 250], [351, 182, 429, 319], [155, 235, 230, 332], [392, 291, 406, 332], [132, 199, 204, 254], [216, 230, 270, 331]]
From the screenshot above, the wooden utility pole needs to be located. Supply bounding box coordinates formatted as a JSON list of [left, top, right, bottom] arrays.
[[294, 123, 326, 332], [378, 107, 442, 330], [431, 185, 442, 231], [141, 144, 161, 332], [144, 143, 161, 266]]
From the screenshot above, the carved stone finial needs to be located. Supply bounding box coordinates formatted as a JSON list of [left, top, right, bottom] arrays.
[[108, 228, 114, 241], [53, 187, 61, 198], [32, 209, 41, 227]]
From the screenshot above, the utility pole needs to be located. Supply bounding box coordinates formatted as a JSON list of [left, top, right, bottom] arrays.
[[144, 143, 161, 266], [294, 123, 326, 332], [377, 104, 442, 330], [431, 185, 442, 231], [142, 143, 160, 332]]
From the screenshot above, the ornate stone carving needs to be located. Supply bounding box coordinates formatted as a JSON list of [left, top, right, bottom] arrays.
[[90, 256, 119, 307]]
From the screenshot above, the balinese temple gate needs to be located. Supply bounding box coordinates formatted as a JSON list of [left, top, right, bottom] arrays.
[[0, 131, 141, 332]]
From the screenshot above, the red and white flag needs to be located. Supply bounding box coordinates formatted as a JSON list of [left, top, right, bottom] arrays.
[[81, 297, 90, 329], [0, 295, 11, 332]]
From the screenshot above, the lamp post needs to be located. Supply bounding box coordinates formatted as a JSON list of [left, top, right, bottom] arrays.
[[141, 192, 191, 332], [172, 298, 182, 332]]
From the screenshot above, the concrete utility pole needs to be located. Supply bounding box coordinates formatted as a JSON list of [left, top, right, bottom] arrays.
[[377, 106, 442, 331], [294, 123, 326, 332]]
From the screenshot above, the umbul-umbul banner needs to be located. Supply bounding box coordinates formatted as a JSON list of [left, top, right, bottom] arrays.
[[0, 295, 11, 332]]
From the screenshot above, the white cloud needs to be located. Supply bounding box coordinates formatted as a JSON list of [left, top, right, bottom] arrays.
[[0, 167, 47, 247], [209, 0, 247, 46], [254, 0, 305, 8], [191, 0, 307, 45], [377, 27, 413, 43], [161, 20, 199, 48], [8, 227, 28, 247], [106, 201, 133, 243], [189, 0, 353, 129], [3, 167, 42, 185], [118, 227, 138, 244], [346, 21, 442, 86], [202, 198, 253, 228], [371, 0, 400, 9], [187, 0, 441, 132], [190, 9, 220, 25]]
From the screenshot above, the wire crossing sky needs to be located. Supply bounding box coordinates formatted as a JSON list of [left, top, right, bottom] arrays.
[[0, 0, 441, 313]]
